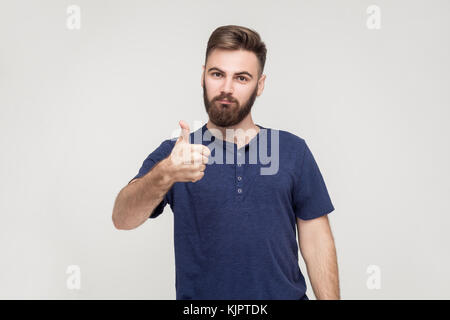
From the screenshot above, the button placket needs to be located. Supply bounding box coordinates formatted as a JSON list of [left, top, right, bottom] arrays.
[[236, 166, 244, 199], [236, 149, 244, 200]]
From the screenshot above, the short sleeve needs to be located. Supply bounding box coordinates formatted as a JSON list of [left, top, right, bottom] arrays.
[[129, 139, 174, 219], [292, 140, 335, 220]]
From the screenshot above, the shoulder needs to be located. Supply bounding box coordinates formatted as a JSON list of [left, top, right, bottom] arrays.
[[145, 138, 176, 159], [161, 137, 177, 150], [262, 125, 307, 155]]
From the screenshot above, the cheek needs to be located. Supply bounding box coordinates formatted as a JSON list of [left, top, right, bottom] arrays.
[[205, 81, 219, 97], [233, 89, 249, 102]]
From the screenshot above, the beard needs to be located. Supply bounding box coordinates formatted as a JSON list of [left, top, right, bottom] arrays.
[[202, 77, 258, 127]]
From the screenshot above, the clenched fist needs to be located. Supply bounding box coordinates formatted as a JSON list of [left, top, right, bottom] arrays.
[[166, 120, 211, 183]]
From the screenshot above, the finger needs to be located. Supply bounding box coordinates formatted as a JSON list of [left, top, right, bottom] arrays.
[[191, 163, 206, 172], [191, 171, 205, 183], [187, 153, 209, 165], [191, 144, 211, 157], [202, 146, 211, 157], [181, 147, 193, 165], [178, 120, 191, 144], [174, 144, 193, 165], [191, 153, 204, 164]]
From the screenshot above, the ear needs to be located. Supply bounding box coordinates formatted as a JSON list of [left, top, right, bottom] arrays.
[[257, 74, 266, 96], [201, 65, 205, 88]]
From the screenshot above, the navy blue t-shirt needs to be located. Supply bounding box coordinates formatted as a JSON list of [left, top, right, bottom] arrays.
[[130, 123, 335, 300]]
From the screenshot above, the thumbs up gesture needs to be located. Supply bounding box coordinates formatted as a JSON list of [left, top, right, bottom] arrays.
[[167, 120, 211, 183]]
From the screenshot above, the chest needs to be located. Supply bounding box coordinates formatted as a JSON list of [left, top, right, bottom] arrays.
[[171, 161, 295, 213]]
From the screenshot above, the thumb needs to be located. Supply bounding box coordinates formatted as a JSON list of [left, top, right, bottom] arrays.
[[178, 120, 191, 144]]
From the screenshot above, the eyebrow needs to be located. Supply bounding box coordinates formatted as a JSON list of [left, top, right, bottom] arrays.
[[207, 67, 253, 79]]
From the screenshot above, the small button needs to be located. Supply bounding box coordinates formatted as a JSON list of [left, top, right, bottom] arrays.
[[237, 176, 242, 181], [237, 188, 242, 194], [237, 163, 242, 167]]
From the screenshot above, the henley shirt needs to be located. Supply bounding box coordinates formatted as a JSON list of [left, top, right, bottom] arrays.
[[130, 123, 335, 300]]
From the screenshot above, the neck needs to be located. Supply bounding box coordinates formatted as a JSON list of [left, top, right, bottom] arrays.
[[206, 114, 260, 149]]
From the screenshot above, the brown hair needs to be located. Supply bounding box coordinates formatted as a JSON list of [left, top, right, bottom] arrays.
[[205, 25, 267, 77]]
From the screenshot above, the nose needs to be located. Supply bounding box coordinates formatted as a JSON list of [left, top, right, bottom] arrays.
[[220, 76, 234, 95]]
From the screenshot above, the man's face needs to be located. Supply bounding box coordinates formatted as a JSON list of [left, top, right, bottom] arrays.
[[202, 49, 265, 127]]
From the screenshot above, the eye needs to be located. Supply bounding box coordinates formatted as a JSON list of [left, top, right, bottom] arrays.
[[211, 73, 248, 82]]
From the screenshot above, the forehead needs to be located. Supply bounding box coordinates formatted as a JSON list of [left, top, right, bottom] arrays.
[[206, 48, 259, 75]]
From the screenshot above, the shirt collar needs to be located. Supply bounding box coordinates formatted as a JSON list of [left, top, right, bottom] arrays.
[[202, 123, 265, 153]]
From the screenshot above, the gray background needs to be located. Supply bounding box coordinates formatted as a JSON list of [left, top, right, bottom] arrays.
[[1, 0, 449, 299]]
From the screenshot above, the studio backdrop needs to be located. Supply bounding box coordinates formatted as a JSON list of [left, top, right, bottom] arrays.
[[0, 0, 449, 299]]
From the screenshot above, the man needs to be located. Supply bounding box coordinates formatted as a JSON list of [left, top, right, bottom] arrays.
[[112, 25, 340, 300]]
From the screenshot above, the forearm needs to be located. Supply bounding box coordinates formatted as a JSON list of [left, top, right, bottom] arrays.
[[302, 235, 340, 300], [112, 157, 174, 230]]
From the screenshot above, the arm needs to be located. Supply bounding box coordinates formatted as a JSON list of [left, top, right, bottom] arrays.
[[112, 157, 174, 230], [112, 120, 210, 231], [297, 214, 340, 299]]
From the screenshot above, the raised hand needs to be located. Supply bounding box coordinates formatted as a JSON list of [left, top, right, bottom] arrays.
[[167, 120, 211, 183]]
